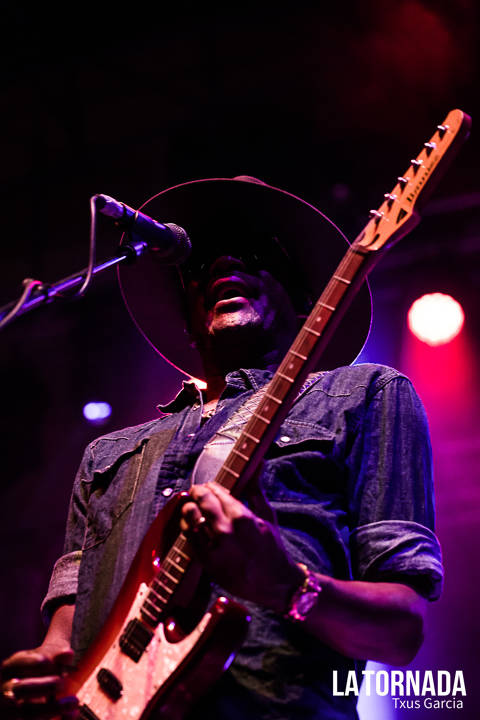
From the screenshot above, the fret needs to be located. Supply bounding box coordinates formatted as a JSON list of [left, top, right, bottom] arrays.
[[242, 430, 261, 443], [277, 371, 294, 383], [333, 274, 351, 285], [176, 549, 190, 561], [166, 558, 185, 573], [253, 412, 270, 424], [264, 392, 282, 405], [140, 604, 159, 625], [157, 573, 175, 589], [143, 598, 162, 615], [143, 605, 162, 622], [223, 465, 240, 478], [232, 447, 250, 461], [164, 558, 185, 574], [176, 534, 191, 553], [303, 326, 321, 337], [318, 301, 336, 312], [150, 586, 170, 604], [153, 579, 173, 595], [169, 546, 190, 562], [148, 588, 168, 605], [162, 569, 180, 584], [288, 349, 307, 360]]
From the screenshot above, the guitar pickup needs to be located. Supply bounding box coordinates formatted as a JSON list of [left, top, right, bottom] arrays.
[[97, 668, 123, 701], [119, 618, 154, 662]]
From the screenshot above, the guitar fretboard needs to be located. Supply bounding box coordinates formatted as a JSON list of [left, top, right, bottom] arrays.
[[139, 532, 193, 627]]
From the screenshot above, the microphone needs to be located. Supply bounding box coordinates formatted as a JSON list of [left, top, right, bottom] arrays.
[[95, 194, 192, 264]]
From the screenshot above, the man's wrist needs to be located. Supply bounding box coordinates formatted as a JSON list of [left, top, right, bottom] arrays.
[[284, 563, 322, 622]]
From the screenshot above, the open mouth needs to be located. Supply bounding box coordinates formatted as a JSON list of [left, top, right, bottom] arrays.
[[207, 276, 253, 308]]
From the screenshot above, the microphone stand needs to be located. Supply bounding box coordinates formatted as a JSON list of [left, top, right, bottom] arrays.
[[0, 238, 147, 331]]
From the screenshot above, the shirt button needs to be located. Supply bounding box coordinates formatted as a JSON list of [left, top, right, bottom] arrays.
[[280, 435, 291, 443], [162, 487, 174, 497]]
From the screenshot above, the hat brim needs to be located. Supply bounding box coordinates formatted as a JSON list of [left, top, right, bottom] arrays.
[[118, 178, 372, 380]]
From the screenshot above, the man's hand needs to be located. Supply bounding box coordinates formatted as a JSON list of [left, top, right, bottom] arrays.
[[180, 481, 427, 666], [180, 481, 304, 613], [1, 605, 77, 718], [1, 644, 77, 719]]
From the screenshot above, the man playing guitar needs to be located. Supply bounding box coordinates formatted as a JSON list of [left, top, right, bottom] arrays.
[[1, 175, 445, 720]]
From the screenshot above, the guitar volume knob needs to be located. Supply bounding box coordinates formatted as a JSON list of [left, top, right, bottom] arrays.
[[97, 667, 123, 701]]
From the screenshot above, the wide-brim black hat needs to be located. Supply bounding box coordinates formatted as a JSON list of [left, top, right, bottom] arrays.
[[118, 177, 372, 380]]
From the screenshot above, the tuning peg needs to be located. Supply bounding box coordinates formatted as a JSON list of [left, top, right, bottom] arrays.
[[384, 193, 397, 206], [410, 158, 424, 173], [397, 176, 410, 189], [424, 141, 436, 155], [437, 124, 449, 137], [369, 209, 384, 223]]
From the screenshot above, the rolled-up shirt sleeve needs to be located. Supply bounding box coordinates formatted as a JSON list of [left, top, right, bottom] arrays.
[[347, 375, 443, 600], [41, 443, 92, 624]]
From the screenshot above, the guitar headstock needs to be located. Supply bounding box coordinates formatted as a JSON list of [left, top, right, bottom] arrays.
[[355, 109, 471, 253]]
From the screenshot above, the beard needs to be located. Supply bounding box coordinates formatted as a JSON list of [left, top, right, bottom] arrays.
[[196, 300, 292, 375]]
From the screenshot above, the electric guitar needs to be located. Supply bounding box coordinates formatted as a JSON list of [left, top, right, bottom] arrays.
[[62, 109, 471, 720]]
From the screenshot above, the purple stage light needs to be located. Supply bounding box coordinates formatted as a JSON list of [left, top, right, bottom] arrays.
[[83, 401, 112, 422]]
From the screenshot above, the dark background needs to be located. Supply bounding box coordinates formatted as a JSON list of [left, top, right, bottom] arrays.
[[1, 2, 479, 718]]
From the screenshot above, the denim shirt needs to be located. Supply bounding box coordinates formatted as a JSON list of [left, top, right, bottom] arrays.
[[42, 363, 443, 720]]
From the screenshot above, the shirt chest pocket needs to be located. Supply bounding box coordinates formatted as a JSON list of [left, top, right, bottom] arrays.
[[263, 423, 340, 503], [81, 440, 147, 550]]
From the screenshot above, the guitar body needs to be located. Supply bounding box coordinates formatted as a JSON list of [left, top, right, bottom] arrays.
[[62, 494, 250, 720]]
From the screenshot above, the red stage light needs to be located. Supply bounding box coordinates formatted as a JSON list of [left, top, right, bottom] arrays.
[[407, 293, 464, 346]]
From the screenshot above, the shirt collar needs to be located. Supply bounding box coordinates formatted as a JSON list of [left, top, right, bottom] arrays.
[[157, 368, 274, 414]]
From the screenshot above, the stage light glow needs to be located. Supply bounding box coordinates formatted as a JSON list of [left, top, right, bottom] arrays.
[[83, 401, 112, 422], [407, 293, 464, 346], [189, 376, 207, 390]]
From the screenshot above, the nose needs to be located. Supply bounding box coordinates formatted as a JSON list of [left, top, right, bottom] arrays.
[[208, 255, 248, 280]]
